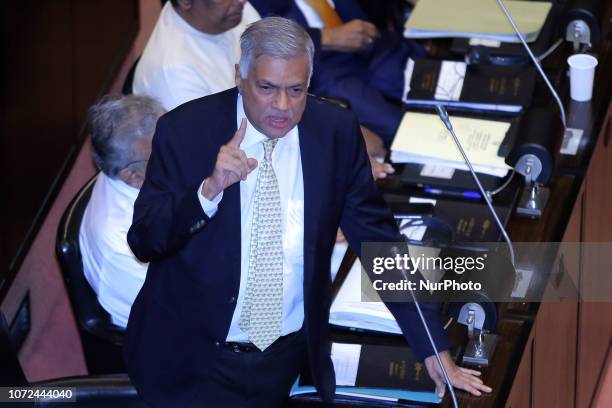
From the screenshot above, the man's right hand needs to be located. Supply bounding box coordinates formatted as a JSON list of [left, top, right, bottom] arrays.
[[321, 19, 380, 53], [201, 118, 257, 200]]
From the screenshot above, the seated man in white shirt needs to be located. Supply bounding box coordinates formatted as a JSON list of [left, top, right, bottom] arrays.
[[79, 95, 166, 327], [133, 0, 261, 110]]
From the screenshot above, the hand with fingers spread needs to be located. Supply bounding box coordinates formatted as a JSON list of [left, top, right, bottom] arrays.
[[424, 351, 493, 398], [201, 118, 257, 200], [321, 19, 380, 53]]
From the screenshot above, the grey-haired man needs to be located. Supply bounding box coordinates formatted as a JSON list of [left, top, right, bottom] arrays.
[[125, 17, 490, 407], [80, 95, 165, 328]]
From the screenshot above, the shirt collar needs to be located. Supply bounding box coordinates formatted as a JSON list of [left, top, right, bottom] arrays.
[[236, 94, 299, 151], [103, 172, 140, 202]]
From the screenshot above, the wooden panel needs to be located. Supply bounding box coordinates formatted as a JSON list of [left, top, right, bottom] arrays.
[[577, 102, 612, 408], [532, 302, 578, 408], [0, 0, 138, 296], [0, 1, 74, 284], [592, 344, 612, 408], [577, 303, 612, 408], [583, 102, 612, 243], [505, 336, 533, 408]]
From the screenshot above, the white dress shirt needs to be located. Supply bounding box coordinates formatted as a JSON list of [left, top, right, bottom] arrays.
[[295, 0, 337, 29], [198, 95, 305, 342], [133, 2, 260, 110], [79, 173, 148, 328]]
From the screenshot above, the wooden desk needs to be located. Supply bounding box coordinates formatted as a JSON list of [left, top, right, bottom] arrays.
[[290, 19, 612, 408]]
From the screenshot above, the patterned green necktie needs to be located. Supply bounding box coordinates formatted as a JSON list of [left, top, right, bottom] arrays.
[[239, 138, 283, 350]]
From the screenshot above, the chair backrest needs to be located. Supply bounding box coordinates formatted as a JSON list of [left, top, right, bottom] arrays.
[[0, 311, 28, 387], [121, 57, 140, 95], [56, 175, 127, 374], [56, 175, 125, 343], [2, 311, 146, 407]]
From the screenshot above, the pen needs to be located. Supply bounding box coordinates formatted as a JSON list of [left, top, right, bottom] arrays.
[[424, 187, 481, 200]]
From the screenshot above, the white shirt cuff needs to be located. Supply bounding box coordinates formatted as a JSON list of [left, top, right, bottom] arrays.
[[197, 180, 223, 218]]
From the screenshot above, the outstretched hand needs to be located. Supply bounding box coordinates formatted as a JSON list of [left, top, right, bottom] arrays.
[[201, 118, 257, 200], [424, 351, 493, 398]]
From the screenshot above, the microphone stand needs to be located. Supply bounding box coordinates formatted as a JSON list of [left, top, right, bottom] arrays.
[[435, 105, 516, 268]]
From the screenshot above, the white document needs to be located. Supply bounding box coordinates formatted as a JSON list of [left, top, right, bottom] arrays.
[[434, 61, 466, 101], [331, 343, 362, 386], [420, 164, 455, 180], [469, 38, 502, 48], [329, 244, 443, 334], [560, 128, 584, 156], [330, 255, 402, 334], [409, 196, 437, 206], [330, 241, 349, 282]]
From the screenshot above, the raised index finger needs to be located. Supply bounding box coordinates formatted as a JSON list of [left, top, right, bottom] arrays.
[[228, 117, 247, 147], [363, 22, 380, 38]]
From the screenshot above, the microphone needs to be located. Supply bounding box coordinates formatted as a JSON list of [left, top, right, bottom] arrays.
[[495, 0, 567, 129], [562, 0, 602, 52], [435, 105, 516, 268], [390, 246, 459, 408]]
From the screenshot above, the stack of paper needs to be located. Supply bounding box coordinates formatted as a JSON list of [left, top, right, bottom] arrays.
[[330, 258, 402, 334], [404, 0, 552, 43], [390, 112, 512, 177], [329, 244, 443, 334]]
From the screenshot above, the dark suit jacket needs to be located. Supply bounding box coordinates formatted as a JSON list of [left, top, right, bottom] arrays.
[[125, 88, 449, 406]]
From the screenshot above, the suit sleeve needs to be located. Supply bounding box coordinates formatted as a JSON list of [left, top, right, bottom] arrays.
[[127, 116, 211, 263], [339, 115, 450, 361]]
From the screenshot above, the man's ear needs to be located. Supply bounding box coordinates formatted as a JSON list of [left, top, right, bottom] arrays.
[[235, 64, 242, 91], [176, 0, 193, 11]]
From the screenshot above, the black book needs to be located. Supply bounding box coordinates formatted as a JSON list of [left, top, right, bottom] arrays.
[[403, 59, 536, 113], [290, 342, 441, 404], [385, 193, 516, 243]]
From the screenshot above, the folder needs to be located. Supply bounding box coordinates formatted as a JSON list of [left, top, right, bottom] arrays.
[[404, 0, 552, 43], [390, 112, 513, 177]]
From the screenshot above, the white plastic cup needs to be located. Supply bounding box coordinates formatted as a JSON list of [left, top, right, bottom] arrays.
[[567, 54, 598, 101]]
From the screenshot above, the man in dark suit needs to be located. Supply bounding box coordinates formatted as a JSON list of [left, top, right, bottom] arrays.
[[126, 16, 490, 407], [250, 0, 425, 147]]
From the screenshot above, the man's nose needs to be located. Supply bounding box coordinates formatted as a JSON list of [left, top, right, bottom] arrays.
[[273, 91, 289, 111]]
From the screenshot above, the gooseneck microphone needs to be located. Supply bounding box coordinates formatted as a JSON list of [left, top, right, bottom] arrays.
[[496, 0, 567, 129], [435, 105, 516, 268], [390, 246, 459, 408]]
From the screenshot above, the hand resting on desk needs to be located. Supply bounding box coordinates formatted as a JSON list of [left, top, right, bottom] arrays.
[[425, 350, 493, 398]]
